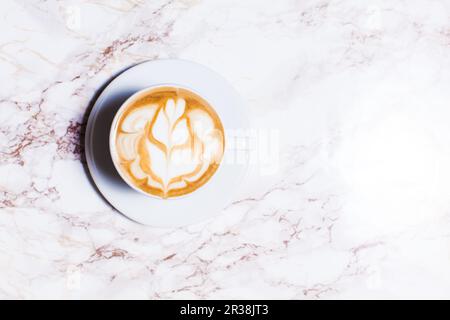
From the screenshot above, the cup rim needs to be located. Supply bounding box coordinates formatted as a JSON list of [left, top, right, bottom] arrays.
[[109, 83, 226, 200]]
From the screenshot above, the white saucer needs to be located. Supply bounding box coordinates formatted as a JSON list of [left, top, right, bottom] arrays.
[[85, 60, 249, 227]]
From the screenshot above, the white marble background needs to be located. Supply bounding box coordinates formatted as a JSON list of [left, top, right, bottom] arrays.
[[1, 0, 450, 299]]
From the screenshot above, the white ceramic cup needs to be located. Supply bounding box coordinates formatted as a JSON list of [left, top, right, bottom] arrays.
[[109, 84, 227, 199]]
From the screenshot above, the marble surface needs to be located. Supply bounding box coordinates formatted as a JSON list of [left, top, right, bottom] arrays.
[[1, 0, 450, 299]]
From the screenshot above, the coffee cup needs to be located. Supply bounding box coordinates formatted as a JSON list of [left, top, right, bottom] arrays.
[[109, 84, 225, 199]]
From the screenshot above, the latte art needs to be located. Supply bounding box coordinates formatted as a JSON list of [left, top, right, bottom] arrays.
[[112, 87, 225, 198]]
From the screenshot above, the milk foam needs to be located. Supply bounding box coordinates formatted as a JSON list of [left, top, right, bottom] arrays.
[[115, 89, 224, 198]]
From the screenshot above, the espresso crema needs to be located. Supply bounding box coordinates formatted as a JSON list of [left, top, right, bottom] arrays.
[[112, 86, 225, 199]]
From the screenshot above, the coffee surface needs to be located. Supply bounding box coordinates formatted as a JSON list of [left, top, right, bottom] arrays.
[[113, 86, 225, 198]]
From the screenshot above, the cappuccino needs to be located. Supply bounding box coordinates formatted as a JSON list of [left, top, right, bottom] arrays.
[[111, 86, 225, 199]]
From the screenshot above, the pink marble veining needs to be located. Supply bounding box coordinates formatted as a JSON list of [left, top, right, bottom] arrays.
[[1, 0, 450, 299]]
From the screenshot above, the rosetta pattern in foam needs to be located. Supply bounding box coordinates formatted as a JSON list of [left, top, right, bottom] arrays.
[[115, 94, 224, 198]]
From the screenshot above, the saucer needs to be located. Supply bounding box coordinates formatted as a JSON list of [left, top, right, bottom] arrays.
[[84, 59, 249, 227]]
